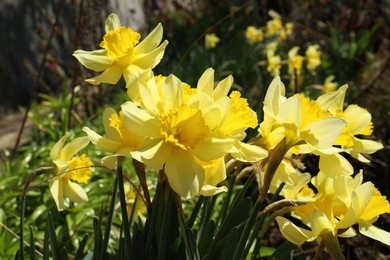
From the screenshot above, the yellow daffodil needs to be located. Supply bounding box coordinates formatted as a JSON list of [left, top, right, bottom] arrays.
[[288, 47, 303, 73], [305, 44, 321, 72], [205, 33, 220, 49], [245, 26, 264, 45], [83, 107, 144, 168], [266, 18, 283, 38], [73, 13, 168, 86], [258, 76, 346, 153], [321, 75, 338, 93], [121, 69, 267, 197], [285, 22, 294, 36], [49, 132, 92, 211], [266, 52, 282, 76], [316, 85, 383, 162]]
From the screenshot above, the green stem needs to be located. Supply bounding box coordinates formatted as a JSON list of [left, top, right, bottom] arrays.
[[117, 156, 131, 259]]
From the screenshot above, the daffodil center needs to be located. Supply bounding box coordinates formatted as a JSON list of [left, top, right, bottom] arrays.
[[160, 105, 209, 150], [66, 154, 92, 184], [109, 112, 144, 148], [100, 26, 141, 64]]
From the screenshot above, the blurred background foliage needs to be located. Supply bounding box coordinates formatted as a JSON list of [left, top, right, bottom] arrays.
[[0, 0, 389, 258]]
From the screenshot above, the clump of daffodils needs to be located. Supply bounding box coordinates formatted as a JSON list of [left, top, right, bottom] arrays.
[[41, 12, 387, 259], [253, 76, 388, 257]]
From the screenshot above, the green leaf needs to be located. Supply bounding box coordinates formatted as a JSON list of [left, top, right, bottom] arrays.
[[267, 241, 295, 260], [75, 234, 89, 260]]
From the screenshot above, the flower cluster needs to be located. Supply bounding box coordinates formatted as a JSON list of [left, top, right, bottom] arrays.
[[253, 77, 389, 254], [75, 14, 267, 198]]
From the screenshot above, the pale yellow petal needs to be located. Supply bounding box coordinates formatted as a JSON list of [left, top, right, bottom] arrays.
[[102, 107, 122, 140], [229, 140, 268, 162], [83, 127, 124, 153], [310, 209, 334, 236], [73, 49, 114, 72], [264, 76, 286, 118], [50, 132, 70, 160], [63, 179, 88, 203], [133, 40, 168, 70], [319, 153, 353, 178], [86, 64, 123, 85], [104, 13, 121, 32], [121, 101, 161, 138], [165, 149, 205, 198], [197, 68, 214, 98], [61, 136, 90, 161], [316, 84, 348, 113], [162, 74, 184, 112], [350, 138, 383, 155], [53, 160, 69, 176], [278, 95, 300, 126], [344, 105, 372, 135], [359, 220, 390, 246], [275, 216, 313, 245], [301, 117, 346, 149], [192, 137, 233, 161], [134, 23, 163, 54], [133, 139, 171, 170], [200, 185, 228, 196], [49, 179, 65, 211], [214, 75, 233, 101]]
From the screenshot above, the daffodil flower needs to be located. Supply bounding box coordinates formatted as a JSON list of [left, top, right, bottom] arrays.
[[204, 33, 220, 49], [121, 69, 267, 197], [73, 13, 168, 86], [305, 44, 321, 72], [316, 85, 384, 162], [245, 26, 264, 45], [49, 132, 92, 211], [258, 76, 346, 153], [83, 107, 144, 168]]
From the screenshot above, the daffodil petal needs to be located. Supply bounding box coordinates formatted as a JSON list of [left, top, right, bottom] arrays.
[[63, 179, 88, 203], [86, 64, 122, 85], [214, 75, 233, 101], [50, 132, 70, 160], [197, 68, 214, 98], [121, 101, 161, 138], [230, 140, 268, 162], [316, 84, 347, 113], [49, 179, 65, 211], [162, 74, 184, 111], [134, 23, 164, 54], [61, 136, 90, 161], [192, 137, 234, 161], [200, 185, 228, 196], [264, 76, 286, 119], [344, 105, 372, 135], [310, 209, 334, 237], [102, 107, 122, 140], [73, 49, 114, 72], [133, 139, 171, 170], [359, 220, 390, 246], [165, 149, 205, 198], [302, 117, 346, 149], [275, 216, 313, 245], [104, 13, 121, 33], [133, 40, 168, 69]]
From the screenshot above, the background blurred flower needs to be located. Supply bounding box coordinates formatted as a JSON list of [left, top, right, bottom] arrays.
[[205, 33, 220, 49], [49, 132, 92, 211]]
